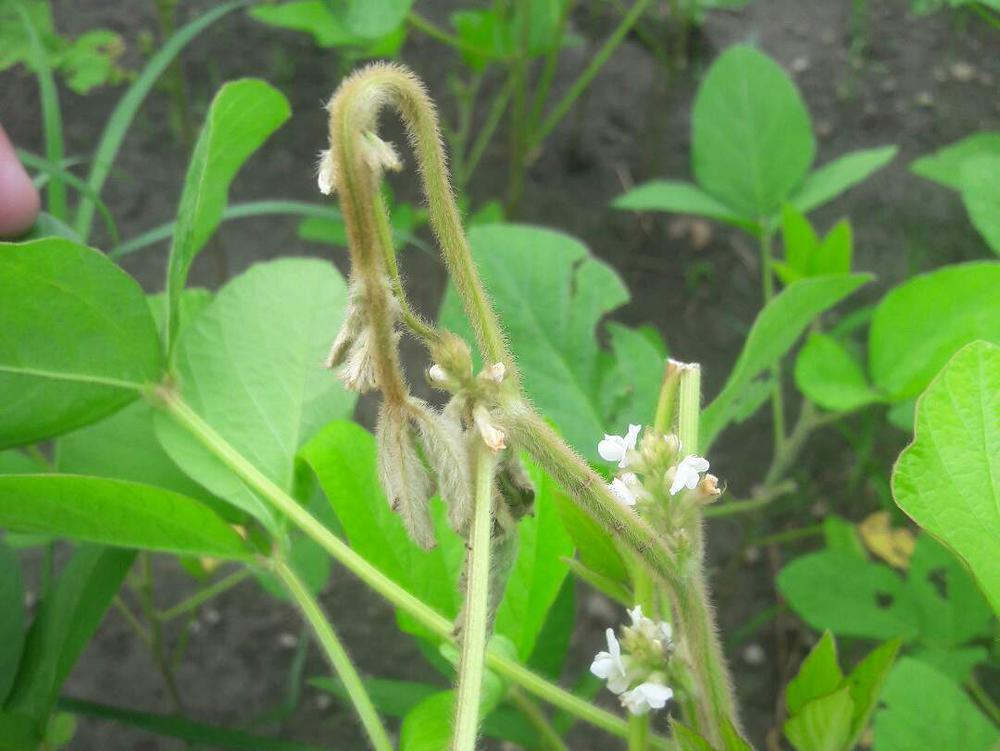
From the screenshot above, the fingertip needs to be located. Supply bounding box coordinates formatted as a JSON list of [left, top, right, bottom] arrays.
[[0, 126, 42, 238]]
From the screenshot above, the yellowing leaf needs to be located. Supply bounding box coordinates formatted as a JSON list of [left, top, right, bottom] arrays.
[[857, 512, 916, 570]]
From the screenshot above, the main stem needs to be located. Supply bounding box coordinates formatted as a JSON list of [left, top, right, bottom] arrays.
[[158, 392, 669, 747], [673, 366, 739, 745], [452, 446, 497, 750], [273, 558, 393, 751]]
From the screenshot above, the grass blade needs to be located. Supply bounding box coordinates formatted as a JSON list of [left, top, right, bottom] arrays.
[[17, 150, 119, 244], [58, 696, 328, 751], [110, 200, 343, 259], [19, 5, 67, 220], [74, 0, 246, 241]]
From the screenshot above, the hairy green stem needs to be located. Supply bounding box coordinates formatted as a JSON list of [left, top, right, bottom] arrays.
[[629, 714, 650, 751], [273, 558, 392, 751], [452, 446, 497, 750], [673, 365, 740, 744], [157, 391, 666, 746]]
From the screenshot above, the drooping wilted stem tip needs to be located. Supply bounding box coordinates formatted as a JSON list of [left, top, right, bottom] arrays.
[[321, 62, 514, 376]]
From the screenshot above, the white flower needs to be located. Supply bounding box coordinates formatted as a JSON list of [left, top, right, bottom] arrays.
[[590, 628, 630, 694], [598, 424, 642, 468], [621, 681, 673, 715], [610, 473, 640, 507], [659, 621, 672, 643], [627, 604, 648, 630], [669, 454, 710, 496], [627, 605, 672, 647]]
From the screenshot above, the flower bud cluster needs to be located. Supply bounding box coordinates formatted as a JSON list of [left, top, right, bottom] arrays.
[[597, 423, 721, 513], [590, 606, 676, 715]]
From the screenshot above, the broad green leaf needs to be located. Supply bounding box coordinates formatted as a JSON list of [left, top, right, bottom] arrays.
[[0, 475, 252, 559], [612, 180, 752, 227], [249, 2, 405, 53], [439, 224, 629, 458], [961, 155, 1000, 255], [892, 341, 1000, 612], [494, 467, 573, 659], [57, 401, 212, 502], [909, 645, 986, 685], [794, 333, 880, 412], [823, 515, 866, 557], [702, 274, 872, 449], [526, 577, 574, 679], [166, 79, 290, 345], [873, 658, 998, 751], [344, 0, 414, 38], [844, 638, 901, 748], [869, 261, 1000, 400], [6, 546, 134, 720], [905, 535, 992, 647], [301, 421, 462, 640], [779, 536, 991, 645], [671, 720, 716, 751], [553, 491, 630, 587], [788, 145, 898, 215], [0, 451, 42, 475], [784, 686, 853, 751], [601, 322, 668, 436], [0, 238, 163, 449], [786, 631, 843, 715], [812, 221, 853, 277], [302, 421, 571, 656], [778, 551, 919, 640], [910, 132, 1000, 190], [692, 45, 814, 219], [399, 691, 453, 751], [0, 540, 25, 705], [0, 712, 35, 751], [155, 259, 356, 531]]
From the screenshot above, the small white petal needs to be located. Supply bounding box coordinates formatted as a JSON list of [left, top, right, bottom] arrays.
[[605, 628, 621, 658], [638, 682, 673, 709], [598, 435, 626, 463], [610, 477, 637, 507], [660, 621, 673, 642], [627, 605, 644, 628], [624, 424, 642, 451], [487, 362, 506, 383], [428, 364, 448, 383], [670, 454, 710, 495]]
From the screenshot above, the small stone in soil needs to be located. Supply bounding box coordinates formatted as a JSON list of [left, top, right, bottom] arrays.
[[742, 643, 767, 667], [277, 632, 298, 649]]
